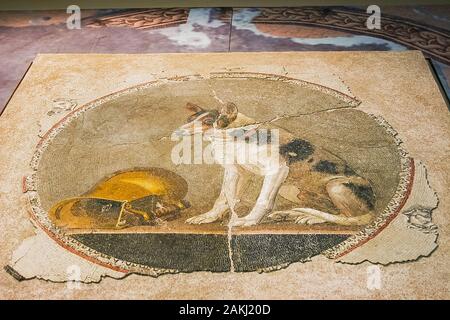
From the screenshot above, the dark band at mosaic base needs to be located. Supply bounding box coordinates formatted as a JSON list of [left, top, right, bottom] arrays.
[[73, 233, 350, 272]]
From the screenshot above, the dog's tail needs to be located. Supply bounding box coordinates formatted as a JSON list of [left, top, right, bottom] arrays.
[[267, 208, 373, 226]]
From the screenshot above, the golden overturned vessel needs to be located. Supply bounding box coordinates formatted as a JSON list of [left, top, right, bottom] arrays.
[[49, 168, 190, 229]]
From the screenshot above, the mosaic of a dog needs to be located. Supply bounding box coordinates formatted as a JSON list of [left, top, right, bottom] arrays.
[[173, 102, 375, 227]]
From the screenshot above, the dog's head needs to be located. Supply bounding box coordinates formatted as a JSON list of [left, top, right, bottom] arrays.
[[173, 102, 238, 137]]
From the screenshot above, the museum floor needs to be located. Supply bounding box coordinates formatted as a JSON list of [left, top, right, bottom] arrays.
[[0, 6, 449, 115]]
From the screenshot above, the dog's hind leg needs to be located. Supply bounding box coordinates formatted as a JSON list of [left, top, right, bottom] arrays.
[[269, 177, 375, 226], [268, 208, 329, 225], [269, 207, 372, 226], [296, 208, 372, 226]]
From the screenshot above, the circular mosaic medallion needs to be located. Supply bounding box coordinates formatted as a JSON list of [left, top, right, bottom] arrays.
[[27, 73, 411, 274]]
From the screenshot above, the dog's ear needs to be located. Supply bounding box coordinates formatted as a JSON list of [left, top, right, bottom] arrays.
[[220, 102, 238, 119], [186, 102, 204, 113]]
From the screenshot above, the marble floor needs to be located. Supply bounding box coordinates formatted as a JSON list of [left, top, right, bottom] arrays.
[[0, 6, 449, 114]]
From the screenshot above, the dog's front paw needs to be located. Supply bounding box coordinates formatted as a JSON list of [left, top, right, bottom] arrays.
[[230, 216, 261, 227], [186, 211, 223, 224], [231, 206, 270, 227]]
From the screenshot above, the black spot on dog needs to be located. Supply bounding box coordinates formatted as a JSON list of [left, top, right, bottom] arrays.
[[280, 139, 314, 164], [228, 129, 270, 145], [216, 115, 230, 128], [344, 164, 357, 176], [344, 183, 375, 210], [313, 160, 338, 174]]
